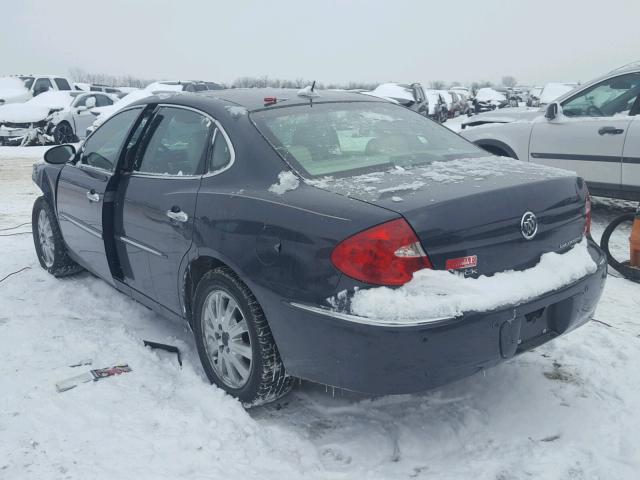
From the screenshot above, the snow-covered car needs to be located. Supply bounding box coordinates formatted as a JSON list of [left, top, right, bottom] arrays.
[[18, 74, 73, 98], [86, 89, 158, 135], [424, 88, 448, 123], [472, 88, 508, 113], [526, 86, 543, 106], [0, 91, 115, 145], [459, 64, 640, 200], [0, 77, 31, 105], [365, 83, 429, 116]]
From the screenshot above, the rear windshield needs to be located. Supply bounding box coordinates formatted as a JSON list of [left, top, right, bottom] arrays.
[[251, 101, 484, 177]]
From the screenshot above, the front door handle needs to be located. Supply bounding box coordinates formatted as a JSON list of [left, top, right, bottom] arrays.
[[166, 208, 188, 223], [86, 190, 100, 202], [598, 126, 624, 135]]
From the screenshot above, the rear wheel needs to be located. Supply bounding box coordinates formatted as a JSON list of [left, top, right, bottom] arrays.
[[193, 267, 293, 406], [32, 196, 82, 276], [53, 121, 76, 144]]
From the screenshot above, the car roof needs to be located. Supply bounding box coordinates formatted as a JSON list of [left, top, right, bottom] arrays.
[[139, 88, 386, 112]]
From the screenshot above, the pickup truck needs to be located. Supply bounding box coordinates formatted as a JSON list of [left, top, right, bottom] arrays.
[[459, 64, 640, 201], [0, 75, 73, 105]]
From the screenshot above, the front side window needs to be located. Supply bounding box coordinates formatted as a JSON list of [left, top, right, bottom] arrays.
[[562, 73, 640, 117], [54, 78, 71, 90], [79, 107, 142, 171], [135, 107, 213, 176], [95, 94, 113, 107], [73, 95, 96, 108], [252, 102, 484, 177]]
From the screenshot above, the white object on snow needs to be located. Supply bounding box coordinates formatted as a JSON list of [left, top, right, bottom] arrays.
[[349, 239, 597, 323], [268, 171, 300, 195]]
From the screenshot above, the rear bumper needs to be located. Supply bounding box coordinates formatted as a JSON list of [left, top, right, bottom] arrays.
[[274, 239, 607, 395]]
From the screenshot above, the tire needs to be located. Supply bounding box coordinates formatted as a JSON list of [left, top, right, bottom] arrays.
[[32, 196, 83, 277], [53, 121, 76, 144], [600, 212, 640, 283], [193, 267, 293, 406]]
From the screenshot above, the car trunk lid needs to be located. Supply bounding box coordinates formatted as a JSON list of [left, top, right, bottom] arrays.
[[309, 156, 586, 277]]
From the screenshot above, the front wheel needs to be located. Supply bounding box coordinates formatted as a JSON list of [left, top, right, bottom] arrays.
[[32, 196, 82, 276], [193, 267, 293, 406], [53, 122, 76, 144]]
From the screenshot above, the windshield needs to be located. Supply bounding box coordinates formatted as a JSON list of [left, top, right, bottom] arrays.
[[251, 102, 484, 178]]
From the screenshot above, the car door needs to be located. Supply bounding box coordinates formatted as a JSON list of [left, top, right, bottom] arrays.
[[621, 105, 640, 195], [56, 107, 144, 283], [115, 105, 214, 313], [529, 72, 640, 189]]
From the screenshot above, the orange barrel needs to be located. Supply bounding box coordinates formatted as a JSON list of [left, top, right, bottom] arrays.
[[631, 205, 640, 267]]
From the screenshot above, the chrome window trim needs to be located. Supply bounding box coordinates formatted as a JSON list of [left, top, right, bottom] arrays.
[[118, 235, 166, 258], [129, 103, 236, 179], [58, 213, 102, 239], [288, 302, 456, 327]]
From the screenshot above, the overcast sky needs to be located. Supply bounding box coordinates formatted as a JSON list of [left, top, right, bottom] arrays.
[[2, 0, 639, 87]]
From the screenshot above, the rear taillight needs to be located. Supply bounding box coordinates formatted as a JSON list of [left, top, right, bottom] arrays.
[[584, 193, 591, 236], [331, 218, 432, 286]]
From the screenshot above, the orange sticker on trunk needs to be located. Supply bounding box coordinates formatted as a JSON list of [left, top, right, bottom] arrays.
[[445, 255, 477, 271]]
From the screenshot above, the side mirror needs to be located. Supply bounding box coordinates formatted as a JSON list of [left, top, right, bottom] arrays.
[[545, 102, 559, 120], [44, 144, 76, 164], [85, 97, 97, 109], [76, 105, 88, 112]]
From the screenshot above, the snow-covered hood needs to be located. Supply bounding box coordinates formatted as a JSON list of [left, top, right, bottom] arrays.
[[461, 107, 542, 128], [0, 104, 60, 123]]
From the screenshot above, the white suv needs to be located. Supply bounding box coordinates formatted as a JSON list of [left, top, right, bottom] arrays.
[[460, 64, 640, 200]]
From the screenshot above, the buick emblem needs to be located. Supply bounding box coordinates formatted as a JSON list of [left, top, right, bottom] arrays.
[[520, 211, 538, 240]]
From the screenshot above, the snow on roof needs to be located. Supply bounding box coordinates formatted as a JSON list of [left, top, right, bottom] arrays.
[[370, 84, 414, 102], [144, 81, 185, 92], [475, 88, 506, 102]]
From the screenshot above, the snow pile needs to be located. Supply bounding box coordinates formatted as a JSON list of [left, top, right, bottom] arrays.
[[306, 156, 574, 201], [225, 105, 248, 117], [349, 239, 597, 322], [268, 170, 300, 195]]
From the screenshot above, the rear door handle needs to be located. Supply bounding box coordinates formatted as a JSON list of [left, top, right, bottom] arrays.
[[166, 208, 188, 223], [86, 190, 100, 202], [598, 126, 624, 135]]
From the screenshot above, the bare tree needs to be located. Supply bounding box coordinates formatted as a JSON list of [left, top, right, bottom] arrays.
[[429, 80, 446, 90], [501, 76, 517, 88]]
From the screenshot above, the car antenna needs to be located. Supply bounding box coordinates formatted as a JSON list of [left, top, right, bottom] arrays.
[[297, 81, 320, 106]]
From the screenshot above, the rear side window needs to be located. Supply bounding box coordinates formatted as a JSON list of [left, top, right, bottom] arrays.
[[135, 106, 213, 176], [80, 107, 142, 171], [252, 102, 483, 177], [209, 128, 232, 172], [54, 78, 71, 90]]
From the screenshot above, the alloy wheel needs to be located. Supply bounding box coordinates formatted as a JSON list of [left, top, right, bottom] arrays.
[[202, 289, 252, 388], [38, 209, 55, 267]]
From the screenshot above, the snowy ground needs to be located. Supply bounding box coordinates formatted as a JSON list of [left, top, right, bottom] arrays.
[[1, 146, 639, 480]]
